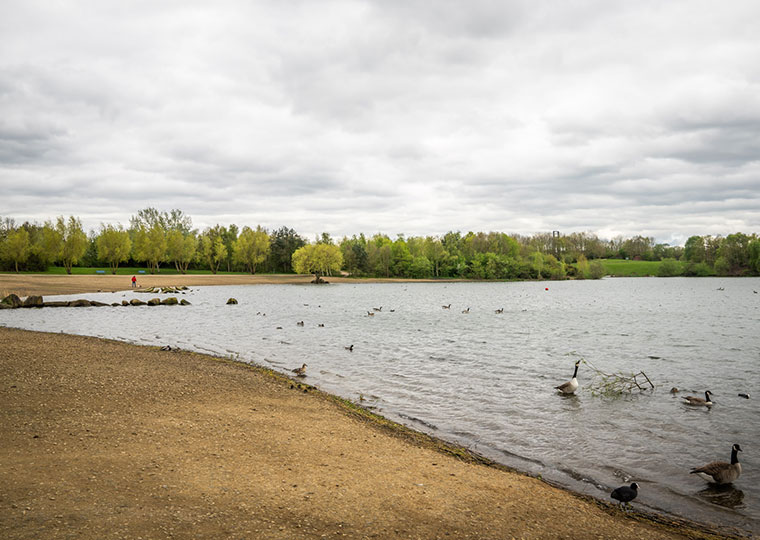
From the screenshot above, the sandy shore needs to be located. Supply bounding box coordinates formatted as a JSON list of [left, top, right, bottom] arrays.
[[0, 273, 456, 298], [0, 275, 736, 539]]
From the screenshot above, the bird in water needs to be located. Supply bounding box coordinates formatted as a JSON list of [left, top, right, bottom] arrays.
[[495, 308, 504, 314], [296, 320, 305, 326], [345, 344, 354, 352], [690, 444, 742, 484], [291, 363, 307, 377], [682, 390, 713, 407], [462, 307, 470, 314], [555, 360, 581, 394], [442, 304, 451, 309], [610, 482, 639, 508]]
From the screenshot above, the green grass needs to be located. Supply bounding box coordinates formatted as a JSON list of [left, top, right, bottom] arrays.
[[599, 259, 684, 277]]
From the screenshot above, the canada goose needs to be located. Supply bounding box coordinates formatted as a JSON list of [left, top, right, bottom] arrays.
[[373, 306, 382, 312], [495, 308, 504, 314], [296, 321, 305, 326], [291, 363, 307, 377], [738, 393, 750, 399], [611, 482, 639, 507], [682, 390, 713, 407], [691, 444, 742, 484], [462, 307, 470, 314], [367, 311, 375, 317], [555, 360, 580, 394], [345, 344, 354, 351], [442, 304, 451, 309]]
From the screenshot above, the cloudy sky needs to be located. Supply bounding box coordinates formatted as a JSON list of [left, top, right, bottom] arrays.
[[1, 1, 759, 245]]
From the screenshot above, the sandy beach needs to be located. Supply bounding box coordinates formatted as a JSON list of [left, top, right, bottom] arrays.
[[0, 275, 736, 539]]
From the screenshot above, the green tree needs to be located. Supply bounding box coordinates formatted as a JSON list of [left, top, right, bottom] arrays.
[[56, 216, 88, 274], [234, 226, 270, 274], [423, 237, 448, 277], [96, 224, 132, 274], [200, 226, 228, 274], [292, 243, 343, 283], [3, 228, 30, 272], [166, 229, 197, 274], [132, 223, 167, 274], [576, 254, 590, 279], [717, 233, 751, 275], [409, 255, 433, 278], [221, 224, 239, 272], [748, 239, 760, 274], [657, 258, 682, 277], [269, 227, 307, 273], [589, 260, 605, 279], [31, 221, 63, 269]]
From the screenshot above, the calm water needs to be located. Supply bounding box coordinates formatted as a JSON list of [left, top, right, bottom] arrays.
[[2, 277, 759, 534]]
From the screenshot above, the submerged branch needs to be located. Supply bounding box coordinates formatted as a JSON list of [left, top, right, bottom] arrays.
[[579, 358, 655, 398]]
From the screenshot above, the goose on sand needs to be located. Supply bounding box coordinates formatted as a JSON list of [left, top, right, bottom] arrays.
[[555, 360, 581, 394], [682, 390, 712, 407], [690, 444, 742, 484]]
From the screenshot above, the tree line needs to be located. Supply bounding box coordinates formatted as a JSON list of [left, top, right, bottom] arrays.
[[1, 209, 758, 279]]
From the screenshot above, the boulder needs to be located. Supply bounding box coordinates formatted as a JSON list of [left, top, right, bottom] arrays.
[[161, 297, 179, 306], [111, 302, 121, 307], [130, 299, 147, 306], [180, 299, 191, 306], [226, 298, 238, 305], [68, 299, 92, 307], [42, 301, 69, 308], [121, 300, 130, 306], [22, 295, 44, 308], [90, 301, 109, 307], [147, 298, 161, 306], [1, 294, 23, 308]]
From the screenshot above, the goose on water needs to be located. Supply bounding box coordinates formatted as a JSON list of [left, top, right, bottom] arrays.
[[442, 304, 451, 309], [291, 363, 307, 377], [682, 390, 712, 407], [690, 444, 742, 484], [610, 482, 639, 507], [555, 360, 581, 394]]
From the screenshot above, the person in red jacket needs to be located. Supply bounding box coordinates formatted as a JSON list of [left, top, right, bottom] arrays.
[[131, 275, 137, 288]]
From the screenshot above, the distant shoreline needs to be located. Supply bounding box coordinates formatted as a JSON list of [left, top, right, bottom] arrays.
[[0, 273, 473, 298]]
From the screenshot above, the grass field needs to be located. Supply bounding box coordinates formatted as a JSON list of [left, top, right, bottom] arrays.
[[599, 259, 682, 277]]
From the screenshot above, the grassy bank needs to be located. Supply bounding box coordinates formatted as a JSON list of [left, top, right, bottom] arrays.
[[600, 259, 683, 277]]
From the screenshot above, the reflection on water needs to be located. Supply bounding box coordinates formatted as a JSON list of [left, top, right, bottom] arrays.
[[1, 277, 759, 534], [698, 484, 745, 510]]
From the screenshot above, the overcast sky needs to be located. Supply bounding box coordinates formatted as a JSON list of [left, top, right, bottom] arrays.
[[1, 1, 759, 245]]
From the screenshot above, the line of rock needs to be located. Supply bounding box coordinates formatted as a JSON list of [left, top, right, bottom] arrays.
[[1, 294, 191, 309]]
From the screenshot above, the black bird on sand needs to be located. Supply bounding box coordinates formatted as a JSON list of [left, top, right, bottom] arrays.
[[611, 482, 639, 507]]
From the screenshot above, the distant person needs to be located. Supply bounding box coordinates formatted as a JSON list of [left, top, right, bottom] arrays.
[[131, 275, 137, 288]]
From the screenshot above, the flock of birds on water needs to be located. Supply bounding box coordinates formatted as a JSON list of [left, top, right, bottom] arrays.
[[280, 298, 749, 513], [553, 359, 746, 509]]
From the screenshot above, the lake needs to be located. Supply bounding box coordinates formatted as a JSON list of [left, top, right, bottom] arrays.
[[2, 277, 758, 534]]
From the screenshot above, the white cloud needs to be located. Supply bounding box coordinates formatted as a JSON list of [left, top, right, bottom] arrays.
[[1, 0, 759, 243]]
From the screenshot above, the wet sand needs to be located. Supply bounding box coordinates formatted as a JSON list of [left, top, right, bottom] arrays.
[[0, 275, 736, 539]]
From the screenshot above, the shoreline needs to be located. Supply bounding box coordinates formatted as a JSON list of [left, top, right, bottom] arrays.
[[0, 334, 740, 540], [0, 276, 742, 538], [0, 273, 470, 298]]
